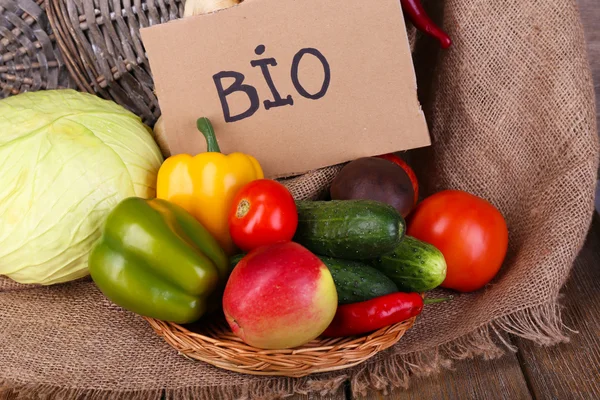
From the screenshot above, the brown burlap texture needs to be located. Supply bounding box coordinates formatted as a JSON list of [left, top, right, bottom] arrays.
[[1, 0, 598, 398]]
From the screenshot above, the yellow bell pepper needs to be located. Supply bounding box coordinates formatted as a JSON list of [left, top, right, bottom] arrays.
[[156, 118, 263, 254]]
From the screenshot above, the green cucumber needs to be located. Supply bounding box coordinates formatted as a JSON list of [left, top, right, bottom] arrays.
[[369, 236, 446, 292], [293, 200, 406, 259], [319, 256, 398, 304], [230, 252, 398, 304]]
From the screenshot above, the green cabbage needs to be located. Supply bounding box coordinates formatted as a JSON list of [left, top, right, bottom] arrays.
[[0, 90, 163, 285]]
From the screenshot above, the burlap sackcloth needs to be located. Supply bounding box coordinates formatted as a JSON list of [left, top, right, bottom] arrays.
[[1, 0, 598, 398]]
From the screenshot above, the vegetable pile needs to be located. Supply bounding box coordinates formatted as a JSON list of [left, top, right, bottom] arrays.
[[0, 90, 508, 351], [94, 114, 507, 350]]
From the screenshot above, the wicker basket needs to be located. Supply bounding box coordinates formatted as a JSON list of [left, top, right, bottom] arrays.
[[1, 0, 75, 97], [144, 313, 417, 377], [45, 0, 184, 125]]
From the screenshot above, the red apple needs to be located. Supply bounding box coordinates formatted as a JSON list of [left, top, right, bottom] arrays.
[[222, 242, 338, 349]]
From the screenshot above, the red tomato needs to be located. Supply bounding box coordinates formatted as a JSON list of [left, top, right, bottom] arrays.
[[228, 179, 298, 252], [407, 190, 508, 292]]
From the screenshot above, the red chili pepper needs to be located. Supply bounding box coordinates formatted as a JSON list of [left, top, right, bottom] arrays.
[[377, 153, 419, 206], [401, 0, 452, 49], [321, 292, 424, 337]]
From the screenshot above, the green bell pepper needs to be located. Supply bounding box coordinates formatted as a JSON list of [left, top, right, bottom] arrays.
[[89, 197, 229, 324]]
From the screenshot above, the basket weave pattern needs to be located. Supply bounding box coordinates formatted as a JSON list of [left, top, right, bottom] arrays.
[[46, 0, 184, 125], [145, 314, 417, 377], [1, 0, 75, 97]]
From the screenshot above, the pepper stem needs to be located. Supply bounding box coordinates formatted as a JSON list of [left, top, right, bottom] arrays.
[[197, 117, 221, 153], [423, 296, 454, 305]]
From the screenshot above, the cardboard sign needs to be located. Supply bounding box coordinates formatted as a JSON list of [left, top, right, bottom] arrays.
[[141, 0, 430, 178]]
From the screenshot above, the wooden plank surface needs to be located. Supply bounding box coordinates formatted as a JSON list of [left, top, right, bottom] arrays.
[[512, 218, 600, 400], [356, 352, 531, 400]]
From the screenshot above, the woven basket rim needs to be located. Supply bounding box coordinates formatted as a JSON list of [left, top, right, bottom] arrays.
[[44, 0, 184, 125], [144, 313, 417, 377]]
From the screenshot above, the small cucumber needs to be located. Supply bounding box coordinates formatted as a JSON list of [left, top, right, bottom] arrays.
[[369, 236, 447, 292], [294, 200, 406, 259], [319, 256, 398, 304]]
